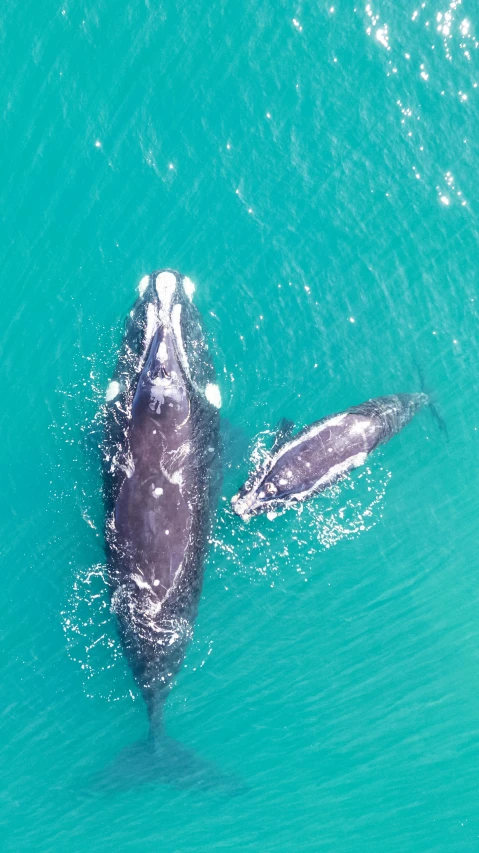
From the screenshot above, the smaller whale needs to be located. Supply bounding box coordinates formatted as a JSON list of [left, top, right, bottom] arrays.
[[231, 393, 428, 520]]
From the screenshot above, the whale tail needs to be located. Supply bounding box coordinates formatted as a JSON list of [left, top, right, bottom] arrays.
[[88, 694, 246, 794], [414, 362, 449, 441], [271, 417, 295, 453], [88, 734, 247, 796]]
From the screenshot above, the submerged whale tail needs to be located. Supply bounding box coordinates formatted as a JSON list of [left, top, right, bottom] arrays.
[[414, 362, 449, 441], [89, 735, 247, 796], [88, 693, 245, 795]]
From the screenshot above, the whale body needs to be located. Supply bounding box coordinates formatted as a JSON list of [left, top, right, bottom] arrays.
[[231, 393, 427, 520], [102, 270, 221, 733]]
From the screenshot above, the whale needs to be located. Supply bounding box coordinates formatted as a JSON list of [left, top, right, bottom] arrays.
[[231, 393, 428, 520], [102, 270, 221, 737]]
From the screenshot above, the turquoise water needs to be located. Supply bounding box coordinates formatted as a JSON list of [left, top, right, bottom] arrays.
[[2, 0, 479, 849]]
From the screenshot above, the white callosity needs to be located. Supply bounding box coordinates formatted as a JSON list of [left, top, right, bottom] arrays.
[[105, 380, 121, 401], [155, 271, 177, 311], [205, 383, 222, 408], [138, 275, 149, 297], [157, 340, 168, 362], [182, 276, 195, 301], [123, 271, 222, 415], [149, 370, 185, 412]]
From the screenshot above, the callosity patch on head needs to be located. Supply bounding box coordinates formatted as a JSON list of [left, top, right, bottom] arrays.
[[182, 276, 195, 301], [138, 275, 150, 297], [156, 340, 168, 362], [205, 383, 222, 408], [105, 380, 121, 401], [155, 271, 178, 310]]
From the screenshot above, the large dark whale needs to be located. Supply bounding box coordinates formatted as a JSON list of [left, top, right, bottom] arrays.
[[231, 393, 428, 520], [102, 270, 221, 738]]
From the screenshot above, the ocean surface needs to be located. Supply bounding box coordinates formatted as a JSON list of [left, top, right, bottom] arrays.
[[2, 0, 479, 850]]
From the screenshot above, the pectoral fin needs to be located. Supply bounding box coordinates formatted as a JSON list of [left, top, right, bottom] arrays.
[[271, 417, 295, 453]]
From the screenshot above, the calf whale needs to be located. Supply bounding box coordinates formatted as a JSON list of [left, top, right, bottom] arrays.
[[102, 270, 221, 737], [231, 393, 428, 520]]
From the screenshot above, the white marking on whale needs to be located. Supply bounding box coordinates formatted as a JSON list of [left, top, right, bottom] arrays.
[[124, 454, 135, 478], [142, 301, 159, 363], [183, 276, 195, 301], [291, 451, 369, 503], [316, 451, 368, 487], [349, 418, 371, 437], [157, 340, 168, 362], [105, 380, 120, 401], [155, 271, 177, 309], [138, 275, 149, 296], [170, 470, 183, 486], [171, 303, 191, 378], [205, 383, 222, 408], [133, 573, 152, 591], [265, 412, 347, 469]]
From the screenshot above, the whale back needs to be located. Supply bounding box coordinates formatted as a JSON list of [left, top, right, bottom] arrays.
[[102, 271, 221, 723], [346, 393, 428, 446]]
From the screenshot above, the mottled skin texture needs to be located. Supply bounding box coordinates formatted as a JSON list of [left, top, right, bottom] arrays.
[[103, 271, 220, 732], [232, 394, 427, 519]]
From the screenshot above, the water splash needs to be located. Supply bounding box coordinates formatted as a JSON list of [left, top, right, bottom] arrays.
[[60, 562, 133, 702]]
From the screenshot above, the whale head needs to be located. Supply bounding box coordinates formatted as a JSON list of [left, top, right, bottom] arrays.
[[231, 469, 282, 519], [132, 321, 188, 418], [105, 268, 220, 423]]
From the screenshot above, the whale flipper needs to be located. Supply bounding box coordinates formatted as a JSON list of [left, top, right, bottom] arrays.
[[271, 418, 295, 453], [414, 361, 449, 441]]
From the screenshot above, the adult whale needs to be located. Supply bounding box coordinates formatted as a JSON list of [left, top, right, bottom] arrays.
[[102, 269, 221, 739], [231, 393, 428, 520]]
